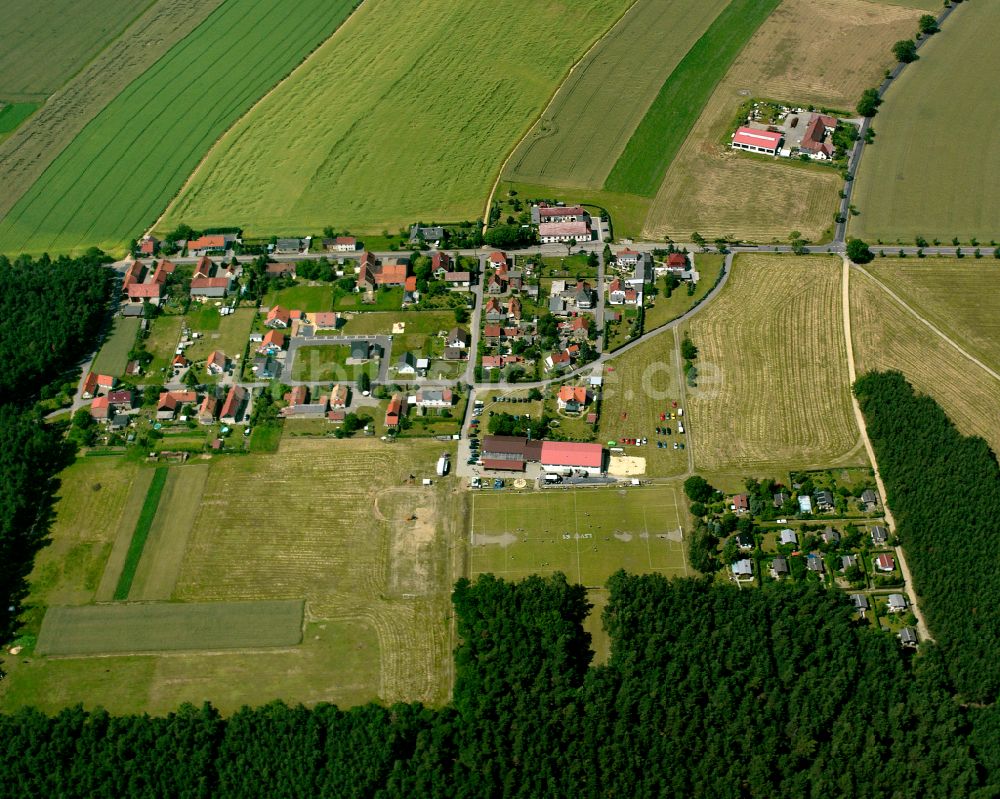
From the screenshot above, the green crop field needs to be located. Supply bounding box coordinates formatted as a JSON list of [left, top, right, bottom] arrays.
[[469, 485, 687, 587], [504, 0, 729, 191], [604, 0, 782, 196], [0, 102, 38, 140], [684, 254, 863, 473], [36, 600, 304, 656], [851, 3, 999, 242], [0, 0, 356, 256], [0, 0, 143, 100], [91, 316, 140, 377], [158, 0, 631, 238]]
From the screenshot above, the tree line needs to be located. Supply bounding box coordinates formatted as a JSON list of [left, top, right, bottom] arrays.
[[2, 572, 997, 796]]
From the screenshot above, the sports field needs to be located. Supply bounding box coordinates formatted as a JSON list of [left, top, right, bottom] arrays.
[[850, 2, 1000, 242], [469, 485, 687, 587], [0, 0, 356, 256], [0, 0, 224, 225], [684, 254, 862, 471], [91, 316, 140, 377], [504, 0, 729, 191], [1, 439, 462, 714], [849, 266, 1000, 455], [643, 0, 920, 242], [864, 259, 1000, 372], [37, 600, 304, 656], [0, 0, 142, 100], [158, 0, 630, 238], [604, 0, 782, 196]]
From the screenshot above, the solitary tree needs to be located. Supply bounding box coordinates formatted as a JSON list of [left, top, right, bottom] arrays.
[[856, 88, 882, 118], [918, 14, 939, 35], [846, 238, 874, 264], [892, 39, 919, 63]]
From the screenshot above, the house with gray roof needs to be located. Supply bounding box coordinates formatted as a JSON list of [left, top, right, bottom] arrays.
[[731, 559, 753, 581], [770, 557, 789, 578], [887, 594, 908, 613], [779, 529, 798, 546], [871, 525, 888, 545]]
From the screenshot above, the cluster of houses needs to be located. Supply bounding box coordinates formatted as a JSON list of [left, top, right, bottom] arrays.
[[731, 109, 841, 161], [280, 384, 352, 419], [357, 250, 472, 305]]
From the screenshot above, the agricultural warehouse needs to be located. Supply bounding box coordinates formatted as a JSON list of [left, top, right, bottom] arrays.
[[481, 436, 605, 475]]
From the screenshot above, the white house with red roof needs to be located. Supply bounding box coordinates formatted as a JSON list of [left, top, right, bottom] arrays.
[[539, 220, 591, 244], [557, 385, 590, 412], [731, 127, 783, 156]]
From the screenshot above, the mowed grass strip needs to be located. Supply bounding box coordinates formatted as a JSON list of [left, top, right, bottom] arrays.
[[684, 254, 860, 472], [850, 2, 1000, 242], [158, 0, 631, 238], [504, 0, 730, 190], [604, 0, 781, 196], [91, 316, 139, 377], [113, 466, 168, 601], [0, 0, 357, 256], [35, 599, 304, 655]]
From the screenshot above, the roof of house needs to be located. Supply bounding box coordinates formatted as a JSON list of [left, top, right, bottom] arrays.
[[416, 388, 452, 404], [82, 372, 98, 393], [771, 557, 789, 573], [538, 221, 589, 237], [779, 529, 798, 545], [405, 275, 417, 292], [285, 385, 308, 406], [266, 305, 290, 326], [538, 205, 586, 218], [448, 326, 470, 344], [488, 251, 507, 265], [444, 271, 471, 282], [539, 441, 603, 469], [851, 594, 869, 610], [558, 386, 588, 404], [484, 324, 502, 337], [431, 251, 452, 269], [900, 627, 917, 644], [732, 127, 782, 149], [107, 389, 132, 404], [330, 384, 349, 404], [96, 374, 116, 387], [190, 277, 230, 290], [219, 385, 247, 418], [482, 458, 525, 471], [377, 262, 408, 284], [207, 350, 227, 370], [335, 236, 356, 246], [888, 593, 907, 608], [731, 559, 753, 576], [312, 311, 338, 328], [199, 395, 218, 416], [188, 234, 228, 250], [875, 553, 895, 571], [385, 394, 403, 423], [261, 330, 285, 348], [482, 355, 502, 368], [667, 253, 688, 267]]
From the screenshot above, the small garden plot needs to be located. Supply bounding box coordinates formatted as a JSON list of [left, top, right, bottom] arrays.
[[91, 317, 140, 376], [335, 287, 404, 311], [291, 345, 378, 382], [264, 284, 335, 313], [539, 253, 598, 278]]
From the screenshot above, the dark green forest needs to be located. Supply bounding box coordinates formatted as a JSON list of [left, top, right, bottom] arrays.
[[855, 370, 1000, 704], [2, 573, 998, 797]]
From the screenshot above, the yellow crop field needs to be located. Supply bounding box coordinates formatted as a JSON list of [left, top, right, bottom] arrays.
[[864, 259, 1000, 371], [159, 0, 630, 237], [683, 254, 861, 472], [849, 266, 1000, 454], [643, 0, 921, 243], [850, 2, 1000, 242]]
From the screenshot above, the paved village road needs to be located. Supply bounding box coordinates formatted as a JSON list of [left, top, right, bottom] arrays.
[[841, 256, 932, 642]]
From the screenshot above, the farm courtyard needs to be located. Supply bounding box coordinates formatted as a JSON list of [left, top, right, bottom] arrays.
[[1, 438, 463, 716]]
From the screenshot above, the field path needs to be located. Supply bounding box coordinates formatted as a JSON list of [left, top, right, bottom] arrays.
[[854, 264, 1000, 383], [841, 257, 932, 643]]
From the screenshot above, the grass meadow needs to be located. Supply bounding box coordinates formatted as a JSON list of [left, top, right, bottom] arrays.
[[643, 0, 920, 243], [264, 284, 335, 313], [0, 0, 142, 100], [642, 253, 723, 331], [0, 102, 38, 140], [683, 254, 862, 472], [91, 316, 140, 377], [850, 2, 1000, 242], [0, 0, 356, 256], [0, 0, 224, 225], [604, 0, 782, 196], [113, 466, 168, 600], [158, 0, 631, 238], [504, 0, 729, 191], [849, 266, 1000, 456], [290, 345, 378, 382]]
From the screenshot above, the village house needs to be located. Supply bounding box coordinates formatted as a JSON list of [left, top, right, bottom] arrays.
[[799, 113, 837, 160], [89, 396, 111, 420], [324, 236, 357, 252], [545, 349, 572, 372], [616, 249, 640, 268], [252, 355, 280, 379], [482, 355, 503, 370], [197, 395, 218, 425], [284, 386, 308, 407], [822, 527, 841, 545], [107, 390, 135, 412], [447, 327, 471, 349], [779, 529, 798, 546], [731, 127, 783, 156], [851, 594, 869, 612], [483, 325, 502, 346], [396, 352, 417, 376], [257, 329, 286, 355], [385, 393, 404, 429], [265, 306, 292, 328], [798, 495, 813, 514], [556, 385, 589, 412], [410, 225, 444, 245], [123, 258, 175, 305], [187, 233, 237, 257], [139, 234, 158, 256], [731, 494, 749, 514], [484, 297, 504, 323], [572, 280, 595, 309], [871, 525, 888, 545], [773, 491, 789, 508], [806, 555, 824, 574], [731, 559, 754, 581], [899, 627, 918, 648], [330, 384, 350, 409], [415, 388, 453, 409], [311, 311, 339, 330], [861, 489, 879, 511], [770, 558, 789, 578], [538, 220, 591, 244], [349, 340, 371, 361], [814, 490, 835, 512], [444, 271, 472, 288], [219, 385, 248, 424], [874, 553, 896, 573], [156, 390, 197, 420], [431, 252, 453, 277], [534, 204, 589, 224], [666, 252, 688, 272], [273, 238, 304, 255], [189, 257, 234, 299], [841, 554, 858, 571], [486, 272, 508, 295], [171, 354, 190, 374], [487, 251, 508, 270], [81, 372, 99, 399], [358, 254, 409, 291], [887, 594, 908, 613]]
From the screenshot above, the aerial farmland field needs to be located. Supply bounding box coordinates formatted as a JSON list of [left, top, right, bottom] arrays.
[[643, 0, 921, 243], [0, 0, 224, 224], [683, 254, 862, 473], [503, 0, 729, 192], [158, 0, 631, 239], [0, 0, 356, 257], [850, 2, 1000, 243], [849, 266, 1000, 455]]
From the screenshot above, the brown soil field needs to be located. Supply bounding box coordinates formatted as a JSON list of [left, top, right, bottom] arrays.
[[684, 254, 862, 471], [0, 0, 224, 223], [850, 266, 1000, 455], [643, 0, 921, 243]]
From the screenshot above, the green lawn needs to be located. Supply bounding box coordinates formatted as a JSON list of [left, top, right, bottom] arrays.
[[157, 0, 632, 237], [91, 316, 140, 376], [643, 253, 723, 331], [604, 0, 782, 196], [539, 253, 596, 278], [144, 314, 185, 377], [469, 485, 688, 587], [0, 102, 39, 139], [291, 345, 378, 382], [335, 288, 404, 311], [183, 307, 254, 365], [264, 284, 335, 313], [0, 0, 357, 255]]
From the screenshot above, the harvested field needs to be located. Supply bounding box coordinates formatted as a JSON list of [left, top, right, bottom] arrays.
[[849, 266, 1000, 454], [95, 468, 156, 602], [158, 0, 630, 237], [504, 0, 729, 191], [684, 254, 861, 471], [596, 330, 689, 478], [605, 0, 781, 196], [850, 2, 1000, 242], [0, 0, 144, 100], [36, 600, 304, 655], [0, 0, 224, 226], [0, 0, 356, 256], [865, 259, 1000, 372], [91, 317, 140, 377], [470, 485, 687, 586], [114, 467, 169, 600], [644, 0, 921, 242]]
